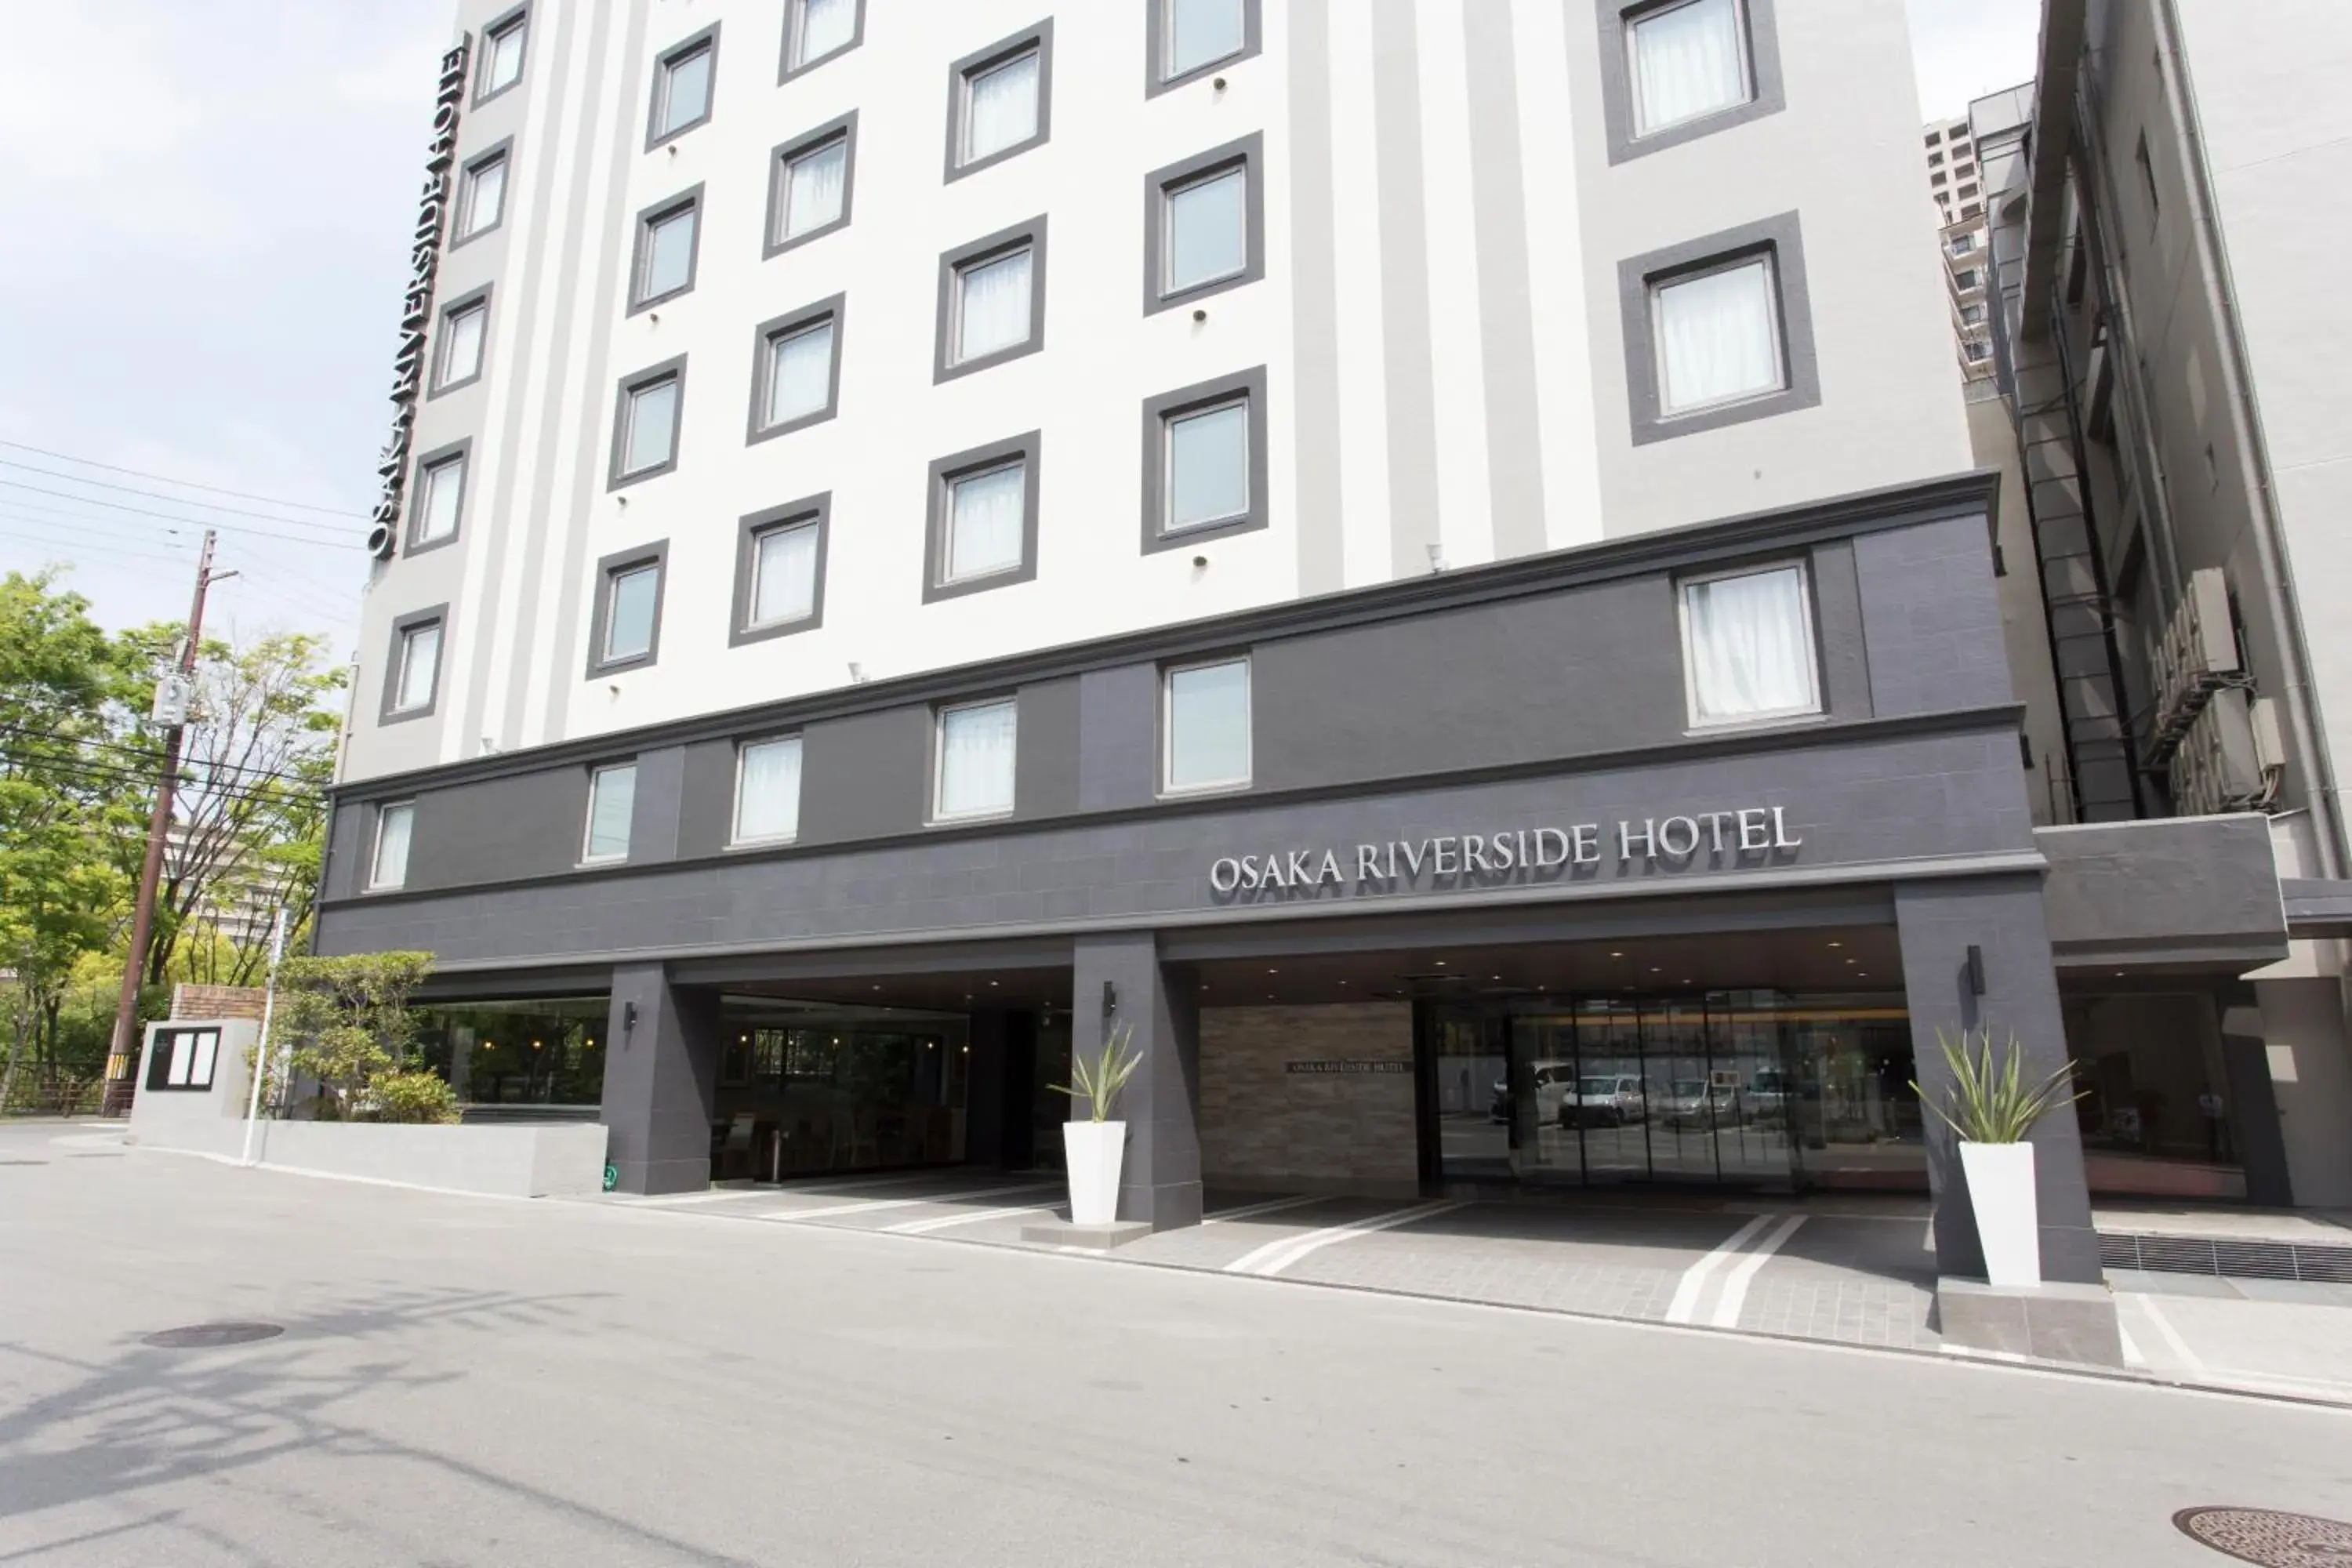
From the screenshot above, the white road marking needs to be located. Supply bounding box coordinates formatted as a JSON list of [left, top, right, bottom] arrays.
[[2116, 1321, 2147, 1369], [884, 1201, 1060, 1236], [2133, 1294, 2206, 1374], [1223, 1200, 1466, 1278], [1708, 1214, 1807, 1329], [763, 1182, 1057, 1224], [620, 1187, 774, 1207], [1203, 1194, 1329, 1225], [1664, 1214, 1775, 1324]]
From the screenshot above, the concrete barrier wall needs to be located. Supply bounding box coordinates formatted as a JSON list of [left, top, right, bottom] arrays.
[[134, 1116, 609, 1199]]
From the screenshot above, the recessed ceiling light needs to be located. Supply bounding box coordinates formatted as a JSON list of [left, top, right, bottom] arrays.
[[1828, 941, 1842, 949], [1434, 960, 1447, 967], [1490, 975, 1502, 982], [1267, 967, 1278, 975], [1610, 951, 1624, 959]]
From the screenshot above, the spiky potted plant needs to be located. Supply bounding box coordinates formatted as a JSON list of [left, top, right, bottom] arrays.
[[1051, 1021, 1143, 1226], [1911, 1026, 2085, 1287]]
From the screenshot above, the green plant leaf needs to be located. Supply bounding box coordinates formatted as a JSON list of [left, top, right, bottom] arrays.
[[1909, 1025, 2085, 1144]]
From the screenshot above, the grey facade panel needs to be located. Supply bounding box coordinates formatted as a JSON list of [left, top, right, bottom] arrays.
[[629, 745, 687, 865], [1809, 538, 1872, 720], [403, 768, 590, 892], [1079, 664, 1158, 812], [797, 706, 929, 847], [2035, 814, 2287, 967], [1250, 575, 1687, 792], [316, 720, 2038, 970], [676, 738, 738, 861], [1853, 513, 2010, 718], [1014, 677, 1082, 821]]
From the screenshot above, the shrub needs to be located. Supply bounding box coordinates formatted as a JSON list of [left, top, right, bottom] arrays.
[[369, 1069, 460, 1126]]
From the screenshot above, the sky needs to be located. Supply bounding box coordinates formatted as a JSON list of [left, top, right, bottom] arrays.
[[0, 0, 2045, 662]]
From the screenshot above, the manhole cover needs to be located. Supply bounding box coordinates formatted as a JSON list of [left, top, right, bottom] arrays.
[[2176, 1508, 2352, 1566], [142, 1323, 285, 1349]]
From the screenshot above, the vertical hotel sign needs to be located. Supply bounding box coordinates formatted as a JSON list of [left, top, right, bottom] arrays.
[[368, 38, 473, 559]]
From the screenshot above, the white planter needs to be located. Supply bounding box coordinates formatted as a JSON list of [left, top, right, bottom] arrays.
[[1063, 1120, 1127, 1226], [1959, 1140, 2041, 1287]]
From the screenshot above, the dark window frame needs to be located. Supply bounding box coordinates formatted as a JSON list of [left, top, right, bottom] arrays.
[[585, 539, 670, 678], [745, 294, 846, 445], [764, 111, 858, 259], [646, 22, 723, 151], [731, 492, 832, 647], [607, 355, 688, 490], [379, 604, 451, 726], [1139, 365, 1269, 554], [1595, 0, 1784, 165], [944, 20, 1054, 182], [1145, 0, 1262, 96], [1142, 132, 1265, 316], [933, 216, 1049, 384], [922, 431, 1043, 604], [627, 184, 705, 314]]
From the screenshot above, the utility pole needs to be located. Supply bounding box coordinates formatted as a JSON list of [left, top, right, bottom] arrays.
[[103, 530, 218, 1111]]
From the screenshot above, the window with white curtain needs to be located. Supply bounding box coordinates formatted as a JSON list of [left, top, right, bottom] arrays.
[[750, 521, 819, 627], [935, 699, 1018, 820], [952, 245, 1033, 365], [1650, 256, 1782, 416], [636, 201, 698, 305], [393, 621, 441, 713], [458, 151, 506, 239], [652, 38, 715, 142], [1164, 398, 1250, 533], [1680, 564, 1820, 726], [777, 132, 848, 243], [1626, 0, 1752, 136], [371, 803, 415, 889], [603, 562, 660, 664], [1164, 659, 1250, 792], [943, 460, 1026, 583], [583, 764, 638, 862], [732, 737, 804, 844], [1163, 0, 1247, 80], [620, 374, 681, 476], [959, 46, 1040, 168], [436, 299, 488, 390], [1163, 165, 1247, 296], [789, 0, 856, 71], [481, 12, 528, 97], [414, 453, 464, 545], [762, 318, 836, 430]]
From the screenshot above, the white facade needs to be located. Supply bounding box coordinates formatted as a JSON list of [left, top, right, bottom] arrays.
[[343, 0, 1967, 786]]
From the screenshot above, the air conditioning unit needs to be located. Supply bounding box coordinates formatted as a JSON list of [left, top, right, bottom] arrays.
[[2169, 687, 2267, 816], [2147, 568, 2240, 764]]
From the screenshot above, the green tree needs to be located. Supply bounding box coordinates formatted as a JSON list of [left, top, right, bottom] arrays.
[[0, 573, 136, 1112], [270, 951, 436, 1120]]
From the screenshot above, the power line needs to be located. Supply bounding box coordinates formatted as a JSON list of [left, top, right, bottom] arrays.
[[0, 721, 331, 786], [0, 437, 364, 518], [0, 480, 365, 553], [0, 523, 201, 572], [0, 456, 365, 535]]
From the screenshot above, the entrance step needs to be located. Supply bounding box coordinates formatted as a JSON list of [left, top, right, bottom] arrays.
[[1935, 1277, 2125, 1368], [2098, 1231, 2352, 1284], [1023, 1219, 1152, 1251]]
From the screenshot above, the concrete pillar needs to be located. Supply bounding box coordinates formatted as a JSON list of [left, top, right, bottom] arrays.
[[599, 964, 720, 1195], [1070, 933, 1202, 1230], [2250, 975, 2352, 1207], [1896, 876, 2100, 1283]]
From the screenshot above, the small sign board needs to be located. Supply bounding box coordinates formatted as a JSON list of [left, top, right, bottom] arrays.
[[1286, 1060, 1411, 1075], [602, 1163, 619, 1192]]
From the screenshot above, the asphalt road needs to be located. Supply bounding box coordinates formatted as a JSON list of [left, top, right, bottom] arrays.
[[3, 1119, 2349, 1567]]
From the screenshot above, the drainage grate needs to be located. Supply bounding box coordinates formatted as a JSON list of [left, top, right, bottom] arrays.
[[142, 1323, 285, 1349], [2175, 1506, 2352, 1566], [2102, 1232, 2352, 1285]]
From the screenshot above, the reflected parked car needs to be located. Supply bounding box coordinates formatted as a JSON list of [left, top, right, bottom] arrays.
[[1490, 1062, 1577, 1125], [1567, 1074, 1647, 1127], [1744, 1069, 1792, 1126], [1660, 1079, 1744, 1130]]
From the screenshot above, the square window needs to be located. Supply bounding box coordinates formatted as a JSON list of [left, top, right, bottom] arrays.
[[456, 149, 507, 240], [957, 44, 1042, 169], [953, 245, 1033, 365], [1960, 303, 1986, 325], [481, 10, 528, 99], [1159, 0, 1249, 83], [1928, 151, 1944, 167], [1931, 170, 1948, 187], [633, 195, 699, 307], [732, 737, 804, 844], [935, 699, 1017, 821], [651, 32, 717, 145], [1951, 232, 1976, 253], [612, 363, 684, 485], [1680, 564, 1820, 726], [1650, 256, 1784, 416], [1628, 0, 1752, 137], [390, 618, 442, 716], [1955, 268, 1980, 289], [1965, 341, 1991, 361], [786, 0, 859, 74], [371, 803, 415, 890], [1163, 167, 1247, 296], [945, 461, 1028, 583], [413, 450, 465, 546], [750, 520, 820, 628], [753, 305, 840, 436], [1164, 659, 1250, 793], [1165, 399, 1250, 533], [583, 764, 637, 863], [772, 125, 851, 249], [435, 296, 488, 391], [602, 562, 660, 664]]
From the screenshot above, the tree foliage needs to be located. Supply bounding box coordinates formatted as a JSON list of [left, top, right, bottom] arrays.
[[270, 951, 436, 1121]]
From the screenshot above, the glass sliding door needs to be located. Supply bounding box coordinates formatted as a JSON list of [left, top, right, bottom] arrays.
[[1571, 999, 1650, 1184]]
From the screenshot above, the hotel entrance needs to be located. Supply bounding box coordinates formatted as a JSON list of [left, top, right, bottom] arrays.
[[1420, 992, 1922, 1194]]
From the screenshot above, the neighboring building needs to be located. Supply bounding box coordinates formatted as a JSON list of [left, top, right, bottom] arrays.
[[1974, 0, 2352, 1208], [311, 0, 2342, 1285], [1922, 113, 1994, 380]]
